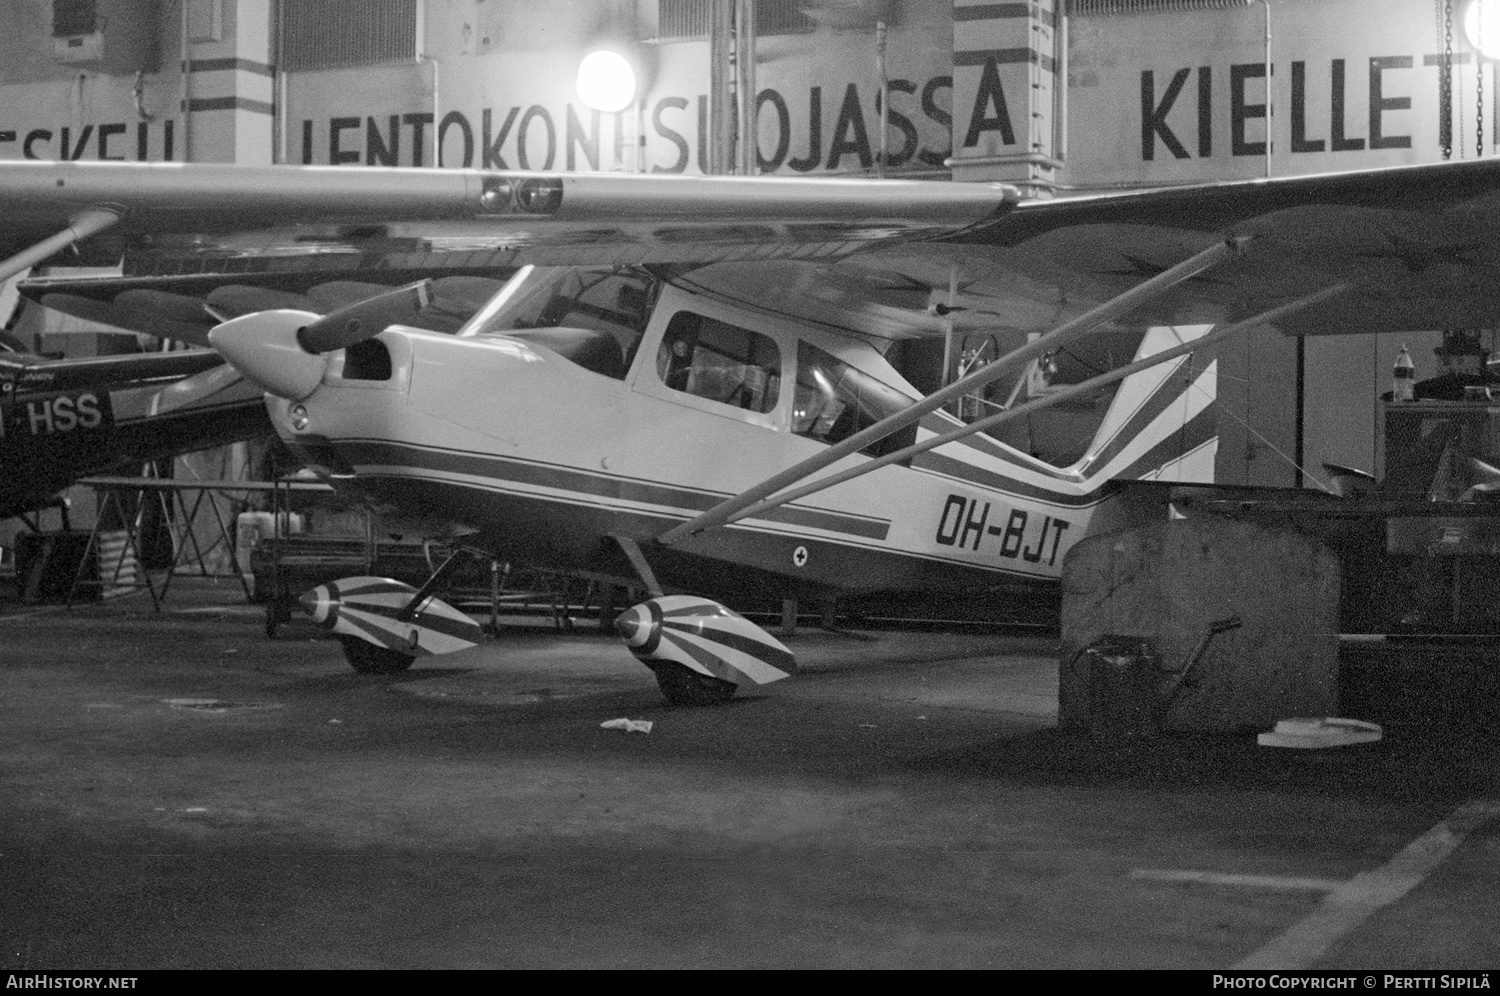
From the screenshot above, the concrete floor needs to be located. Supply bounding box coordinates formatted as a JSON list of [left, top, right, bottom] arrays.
[[1, 580, 1497, 970]]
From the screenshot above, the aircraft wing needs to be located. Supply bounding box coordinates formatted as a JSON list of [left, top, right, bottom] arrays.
[[0, 160, 1017, 271], [0, 160, 1017, 345], [5, 157, 1500, 340], [682, 158, 1500, 340], [979, 158, 1500, 338]]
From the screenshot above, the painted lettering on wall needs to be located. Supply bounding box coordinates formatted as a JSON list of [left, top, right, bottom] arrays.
[[1141, 54, 1425, 161], [0, 120, 175, 161], [292, 81, 956, 173], [0, 53, 1449, 171]]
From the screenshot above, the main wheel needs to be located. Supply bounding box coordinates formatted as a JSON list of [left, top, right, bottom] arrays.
[[651, 662, 737, 706], [340, 636, 416, 675], [264, 600, 285, 639]]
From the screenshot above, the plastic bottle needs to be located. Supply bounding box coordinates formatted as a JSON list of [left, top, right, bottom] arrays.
[[1393, 344, 1415, 402]]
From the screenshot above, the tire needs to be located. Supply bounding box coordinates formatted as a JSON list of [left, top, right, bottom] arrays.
[[340, 635, 416, 675], [651, 662, 737, 706], [265, 599, 290, 639]]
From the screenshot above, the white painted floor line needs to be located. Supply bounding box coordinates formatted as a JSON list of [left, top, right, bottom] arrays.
[[0, 606, 73, 622], [1129, 869, 1344, 892], [174, 605, 261, 615], [1233, 799, 1500, 971]]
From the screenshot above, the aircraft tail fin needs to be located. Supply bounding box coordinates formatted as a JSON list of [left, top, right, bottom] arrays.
[[1069, 324, 1219, 484]]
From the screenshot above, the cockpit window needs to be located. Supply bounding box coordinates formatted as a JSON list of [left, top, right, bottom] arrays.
[[793, 341, 918, 456], [656, 311, 782, 415], [460, 265, 658, 374]]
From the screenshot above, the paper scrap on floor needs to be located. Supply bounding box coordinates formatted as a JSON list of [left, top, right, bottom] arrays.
[[1257, 717, 1382, 749]]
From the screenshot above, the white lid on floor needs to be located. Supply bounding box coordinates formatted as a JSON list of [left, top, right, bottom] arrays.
[[1257, 717, 1383, 749]]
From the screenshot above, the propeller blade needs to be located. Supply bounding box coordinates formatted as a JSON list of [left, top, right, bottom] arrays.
[[297, 279, 434, 354]]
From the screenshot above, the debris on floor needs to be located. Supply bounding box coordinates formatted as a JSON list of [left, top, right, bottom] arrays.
[[1257, 717, 1383, 749], [600, 718, 653, 734]]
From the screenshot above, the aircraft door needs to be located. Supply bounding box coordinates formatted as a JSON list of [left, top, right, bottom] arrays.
[[632, 295, 788, 430], [654, 311, 782, 415], [626, 293, 794, 504]]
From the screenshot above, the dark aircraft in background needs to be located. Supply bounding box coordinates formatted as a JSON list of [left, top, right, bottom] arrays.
[[0, 339, 268, 522], [0, 270, 504, 523]]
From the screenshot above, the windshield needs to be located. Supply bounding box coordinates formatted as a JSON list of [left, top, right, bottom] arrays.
[[794, 341, 919, 457], [461, 265, 659, 361]]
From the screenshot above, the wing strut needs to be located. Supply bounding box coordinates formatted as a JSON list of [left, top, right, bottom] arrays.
[[0, 208, 120, 284], [655, 235, 1252, 546], [705, 283, 1352, 527]]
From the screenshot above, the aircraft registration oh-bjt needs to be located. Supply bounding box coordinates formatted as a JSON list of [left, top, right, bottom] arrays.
[[8, 159, 1500, 703]]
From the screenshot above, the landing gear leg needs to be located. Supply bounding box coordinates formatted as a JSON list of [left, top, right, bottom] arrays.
[[265, 597, 291, 639]]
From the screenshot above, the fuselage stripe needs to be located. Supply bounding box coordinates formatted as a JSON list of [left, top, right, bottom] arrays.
[[336, 439, 892, 540], [345, 469, 1088, 583]]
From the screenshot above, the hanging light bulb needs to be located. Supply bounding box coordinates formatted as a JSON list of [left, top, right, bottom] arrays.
[[1465, 0, 1500, 60], [576, 50, 637, 114]]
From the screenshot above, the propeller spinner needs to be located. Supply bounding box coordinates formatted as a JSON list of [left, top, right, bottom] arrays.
[[208, 280, 435, 400]]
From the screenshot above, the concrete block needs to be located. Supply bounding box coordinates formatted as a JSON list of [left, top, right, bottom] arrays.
[[1059, 515, 1340, 733]]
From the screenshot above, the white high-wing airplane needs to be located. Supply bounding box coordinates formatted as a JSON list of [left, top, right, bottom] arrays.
[[6, 159, 1500, 704]]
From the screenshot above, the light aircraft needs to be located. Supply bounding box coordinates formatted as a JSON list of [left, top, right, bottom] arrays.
[[5, 159, 1500, 703]]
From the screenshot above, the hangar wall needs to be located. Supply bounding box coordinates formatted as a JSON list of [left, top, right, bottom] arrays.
[[1067, 0, 1457, 486], [4, 2, 1466, 179], [0, 0, 1488, 490]]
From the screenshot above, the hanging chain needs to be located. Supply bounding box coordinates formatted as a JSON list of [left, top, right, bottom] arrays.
[[1479, 1, 1486, 157], [1456, 1, 1468, 157], [1440, 0, 1454, 159]]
